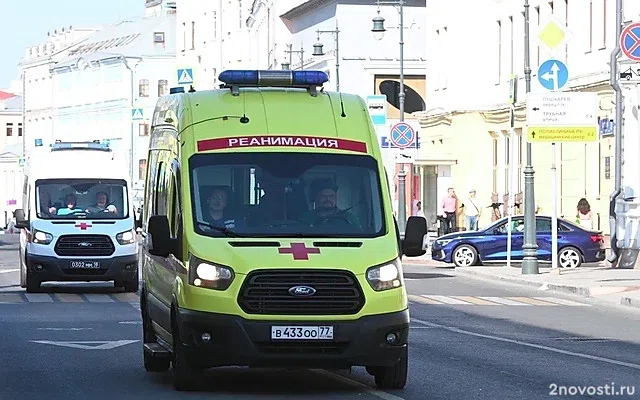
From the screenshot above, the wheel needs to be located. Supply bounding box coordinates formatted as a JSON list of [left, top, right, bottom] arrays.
[[372, 347, 408, 390], [558, 246, 582, 269], [123, 278, 139, 293], [452, 244, 478, 267], [172, 312, 204, 391], [141, 293, 170, 372]]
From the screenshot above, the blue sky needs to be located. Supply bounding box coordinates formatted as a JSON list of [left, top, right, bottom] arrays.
[[0, 0, 145, 89]]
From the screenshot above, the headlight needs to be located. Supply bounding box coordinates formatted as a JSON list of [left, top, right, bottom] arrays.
[[188, 254, 234, 290], [436, 239, 453, 247], [116, 229, 136, 245], [32, 230, 53, 245], [366, 259, 403, 291]]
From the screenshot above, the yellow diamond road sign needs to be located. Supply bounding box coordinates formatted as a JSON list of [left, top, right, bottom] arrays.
[[536, 15, 572, 54], [526, 92, 599, 143]]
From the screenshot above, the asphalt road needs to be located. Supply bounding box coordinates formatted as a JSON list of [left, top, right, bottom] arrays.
[[1, 235, 639, 399]]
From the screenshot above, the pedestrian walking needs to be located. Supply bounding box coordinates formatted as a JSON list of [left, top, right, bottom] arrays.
[[463, 189, 481, 231], [440, 187, 458, 234]]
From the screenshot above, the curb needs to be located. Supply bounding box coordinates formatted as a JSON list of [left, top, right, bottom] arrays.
[[454, 267, 551, 291]]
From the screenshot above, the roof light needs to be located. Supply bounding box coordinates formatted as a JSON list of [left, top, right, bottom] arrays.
[[218, 70, 329, 87], [50, 141, 111, 151], [169, 87, 185, 94]]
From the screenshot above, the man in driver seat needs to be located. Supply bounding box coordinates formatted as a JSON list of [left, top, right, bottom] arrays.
[[300, 178, 360, 227]]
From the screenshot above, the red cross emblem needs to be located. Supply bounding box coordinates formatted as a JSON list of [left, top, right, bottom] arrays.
[[75, 222, 92, 230], [278, 243, 321, 260]]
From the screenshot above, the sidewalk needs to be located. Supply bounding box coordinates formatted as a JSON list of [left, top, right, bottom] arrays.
[[453, 264, 640, 311]]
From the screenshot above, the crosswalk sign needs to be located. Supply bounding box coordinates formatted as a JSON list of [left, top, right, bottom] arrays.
[[132, 108, 144, 120], [177, 68, 194, 85]]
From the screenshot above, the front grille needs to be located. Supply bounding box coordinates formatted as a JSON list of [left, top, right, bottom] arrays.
[[54, 235, 115, 257], [255, 342, 348, 355], [238, 270, 365, 315]]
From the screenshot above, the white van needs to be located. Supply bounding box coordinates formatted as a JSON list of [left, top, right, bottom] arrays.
[[14, 141, 140, 293]]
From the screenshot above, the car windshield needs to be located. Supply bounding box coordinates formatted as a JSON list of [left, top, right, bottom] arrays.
[[189, 152, 386, 238], [36, 179, 129, 220]]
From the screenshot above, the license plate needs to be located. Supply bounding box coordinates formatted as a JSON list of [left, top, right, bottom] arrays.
[[271, 326, 334, 340], [69, 261, 101, 269]]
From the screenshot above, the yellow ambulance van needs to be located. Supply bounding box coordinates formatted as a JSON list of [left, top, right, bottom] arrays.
[[139, 69, 428, 391]]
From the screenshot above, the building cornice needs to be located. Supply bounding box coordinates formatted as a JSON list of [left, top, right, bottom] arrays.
[[280, 0, 334, 20]]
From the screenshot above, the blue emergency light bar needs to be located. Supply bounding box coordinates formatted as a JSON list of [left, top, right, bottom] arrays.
[[50, 141, 111, 152], [218, 70, 329, 88]]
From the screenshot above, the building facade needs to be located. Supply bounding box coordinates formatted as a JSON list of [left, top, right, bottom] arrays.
[[416, 0, 640, 234], [0, 94, 24, 227], [279, 0, 427, 220]]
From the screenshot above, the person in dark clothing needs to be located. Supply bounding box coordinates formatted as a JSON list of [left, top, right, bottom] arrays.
[[203, 186, 243, 229]]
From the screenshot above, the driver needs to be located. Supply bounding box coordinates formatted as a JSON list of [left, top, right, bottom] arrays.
[[56, 194, 84, 216], [86, 192, 117, 214], [204, 186, 243, 229], [299, 179, 360, 227]]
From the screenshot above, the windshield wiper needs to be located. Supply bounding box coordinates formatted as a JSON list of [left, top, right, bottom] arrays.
[[197, 221, 243, 237]]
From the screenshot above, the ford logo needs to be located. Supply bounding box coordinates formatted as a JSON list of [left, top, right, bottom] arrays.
[[77, 242, 92, 247], [288, 285, 316, 297]]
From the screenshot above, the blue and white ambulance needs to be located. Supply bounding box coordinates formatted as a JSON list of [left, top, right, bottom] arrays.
[[14, 141, 140, 293]]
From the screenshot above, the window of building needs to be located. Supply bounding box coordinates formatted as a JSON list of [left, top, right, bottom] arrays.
[[564, 0, 569, 60], [509, 16, 514, 76], [588, 1, 593, 51], [517, 132, 523, 193], [154, 32, 165, 44], [18, 123, 23, 137], [139, 123, 149, 136], [504, 135, 511, 194], [158, 79, 168, 97], [601, 0, 607, 49], [139, 159, 147, 181], [191, 21, 196, 49], [535, 6, 541, 65], [492, 134, 498, 193], [182, 22, 186, 52], [139, 79, 149, 97], [496, 21, 502, 84], [6, 123, 13, 137]]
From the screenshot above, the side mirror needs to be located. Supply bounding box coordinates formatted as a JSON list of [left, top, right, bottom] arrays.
[[402, 216, 428, 257], [14, 209, 28, 229], [146, 215, 172, 258]]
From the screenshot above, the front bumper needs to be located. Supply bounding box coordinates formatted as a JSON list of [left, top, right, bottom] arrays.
[[176, 308, 410, 369], [431, 247, 448, 262], [26, 253, 138, 283]]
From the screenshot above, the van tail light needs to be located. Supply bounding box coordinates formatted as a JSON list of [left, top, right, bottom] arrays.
[[590, 234, 603, 244]]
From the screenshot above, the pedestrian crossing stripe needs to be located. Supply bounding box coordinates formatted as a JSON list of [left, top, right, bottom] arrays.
[[408, 295, 590, 307], [0, 292, 140, 305]]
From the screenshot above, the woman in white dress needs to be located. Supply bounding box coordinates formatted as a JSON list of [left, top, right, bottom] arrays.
[[576, 198, 593, 230]]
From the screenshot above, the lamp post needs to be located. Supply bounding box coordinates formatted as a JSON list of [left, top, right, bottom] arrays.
[[371, 0, 408, 233], [282, 43, 305, 70], [522, 0, 539, 274], [312, 22, 340, 91]]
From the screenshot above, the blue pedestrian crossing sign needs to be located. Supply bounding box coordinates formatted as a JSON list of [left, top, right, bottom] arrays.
[[389, 122, 416, 149], [132, 108, 144, 120], [177, 68, 194, 85], [537, 59, 569, 91]]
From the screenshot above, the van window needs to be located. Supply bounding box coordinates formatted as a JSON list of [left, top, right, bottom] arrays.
[[189, 152, 386, 238], [35, 179, 129, 219]]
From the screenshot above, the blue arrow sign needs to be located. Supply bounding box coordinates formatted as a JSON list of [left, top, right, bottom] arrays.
[[620, 22, 640, 62], [538, 59, 569, 91], [177, 68, 194, 85], [389, 122, 416, 149]]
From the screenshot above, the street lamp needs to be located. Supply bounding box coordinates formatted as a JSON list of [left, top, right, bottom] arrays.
[[284, 43, 305, 70], [312, 22, 340, 91], [371, 0, 409, 234]]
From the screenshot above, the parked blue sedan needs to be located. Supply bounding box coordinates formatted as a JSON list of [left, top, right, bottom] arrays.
[[430, 215, 606, 268]]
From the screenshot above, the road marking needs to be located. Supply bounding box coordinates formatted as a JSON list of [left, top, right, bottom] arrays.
[[0, 293, 24, 303], [311, 369, 406, 400], [532, 297, 590, 306], [507, 296, 559, 306], [411, 318, 640, 371], [111, 293, 140, 302], [422, 295, 472, 305], [452, 296, 500, 305], [24, 293, 54, 303], [408, 294, 443, 304], [53, 293, 85, 303], [30, 340, 140, 350], [0, 269, 19, 274], [129, 302, 141, 311], [119, 321, 142, 324], [476, 296, 533, 306], [84, 294, 115, 303], [37, 327, 93, 331]]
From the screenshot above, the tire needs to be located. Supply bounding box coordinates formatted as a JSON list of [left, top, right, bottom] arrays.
[[124, 278, 139, 293], [452, 244, 478, 267], [373, 347, 408, 390], [558, 246, 582, 269], [172, 312, 204, 391], [141, 293, 170, 373]]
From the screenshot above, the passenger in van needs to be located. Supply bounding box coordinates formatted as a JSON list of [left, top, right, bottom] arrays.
[[38, 191, 58, 216], [86, 192, 117, 214], [300, 178, 361, 228], [56, 194, 84, 216], [203, 186, 243, 230]]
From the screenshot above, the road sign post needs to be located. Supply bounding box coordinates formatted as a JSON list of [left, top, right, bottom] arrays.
[[132, 108, 144, 121], [177, 68, 194, 85], [620, 22, 640, 62], [389, 122, 416, 149], [367, 95, 387, 125]]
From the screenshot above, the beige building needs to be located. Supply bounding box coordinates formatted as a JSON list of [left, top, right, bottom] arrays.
[[418, 0, 618, 235], [0, 93, 24, 227]]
